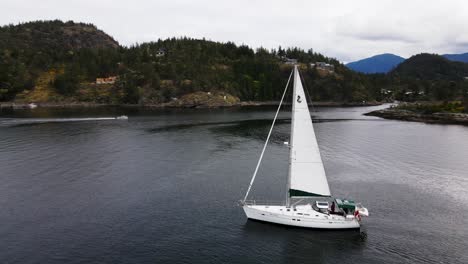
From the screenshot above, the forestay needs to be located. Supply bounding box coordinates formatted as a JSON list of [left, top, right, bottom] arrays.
[[288, 66, 331, 197]]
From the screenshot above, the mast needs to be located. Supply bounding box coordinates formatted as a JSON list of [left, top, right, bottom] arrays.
[[286, 65, 299, 207]]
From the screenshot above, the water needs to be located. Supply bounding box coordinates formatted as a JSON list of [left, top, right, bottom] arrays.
[[1, 105, 467, 264]]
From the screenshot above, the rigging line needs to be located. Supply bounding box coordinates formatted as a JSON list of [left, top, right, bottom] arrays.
[[298, 68, 316, 114], [242, 69, 294, 203]]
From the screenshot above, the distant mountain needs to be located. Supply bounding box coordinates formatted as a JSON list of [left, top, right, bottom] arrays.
[[346, 53, 405, 74], [391, 53, 468, 80], [443, 52, 468, 63]]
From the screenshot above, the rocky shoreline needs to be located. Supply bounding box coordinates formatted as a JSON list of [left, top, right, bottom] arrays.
[[0, 100, 382, 109], [365, 108, 468, 125]]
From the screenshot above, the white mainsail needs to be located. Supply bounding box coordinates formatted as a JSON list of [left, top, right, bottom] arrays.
[[288, 66, 331, 197]]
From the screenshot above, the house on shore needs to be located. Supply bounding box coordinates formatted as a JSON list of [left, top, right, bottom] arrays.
[[96, 76, 118, 85], [314, 62, 335, 72], [284, 58, 298, 65], [381, 89, 392, 95], [156, 49, 166, 57], [278, 55, 297, 65]]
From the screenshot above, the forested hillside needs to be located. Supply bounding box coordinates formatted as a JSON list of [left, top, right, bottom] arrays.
[[0, 20, 382, 105], [391, 54, 468, 80], [1, 20, 467, 106], [389, 54, 468, 101]]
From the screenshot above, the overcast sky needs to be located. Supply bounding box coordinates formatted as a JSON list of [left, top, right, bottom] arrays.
[[2, 0, 468, 62]]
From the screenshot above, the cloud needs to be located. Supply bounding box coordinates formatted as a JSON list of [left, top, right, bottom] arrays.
[[350, 33, 417, 43], [1, 0, 468, 62], [334, 13, 419, 44]]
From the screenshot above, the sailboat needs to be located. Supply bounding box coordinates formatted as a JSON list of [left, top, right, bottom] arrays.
[[241, 65, 369, 229]]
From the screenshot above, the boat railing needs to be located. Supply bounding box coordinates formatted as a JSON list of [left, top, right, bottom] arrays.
[[241, 200, 286, 206]]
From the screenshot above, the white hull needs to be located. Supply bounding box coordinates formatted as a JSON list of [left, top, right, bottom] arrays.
[[243, 205, 360, 229]]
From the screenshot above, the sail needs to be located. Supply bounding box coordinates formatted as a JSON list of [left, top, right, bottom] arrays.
[[288, 66, 331, 197]]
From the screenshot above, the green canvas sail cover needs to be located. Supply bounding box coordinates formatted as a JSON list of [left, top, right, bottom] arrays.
[[335, 199, 356, 210]]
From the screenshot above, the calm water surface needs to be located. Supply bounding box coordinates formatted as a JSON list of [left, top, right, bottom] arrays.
[[1, 105, 467, 263]]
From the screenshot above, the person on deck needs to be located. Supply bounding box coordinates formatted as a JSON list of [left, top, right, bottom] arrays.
[[330, 201, 335, 214]]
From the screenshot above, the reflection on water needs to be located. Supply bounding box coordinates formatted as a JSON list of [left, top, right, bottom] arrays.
[[0, 105, 467, 264], [146, 119, 287, 134], [0, 117, 125, 127], [241, 220, 367, 264]]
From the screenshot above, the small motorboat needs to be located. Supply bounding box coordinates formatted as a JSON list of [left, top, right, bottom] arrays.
[[116, 115, 128, 120], [28, 103, 38, 109]]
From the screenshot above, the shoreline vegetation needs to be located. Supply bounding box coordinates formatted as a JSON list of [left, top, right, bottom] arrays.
[[0, 99, 382, 109], [365, 101, 468, 125]]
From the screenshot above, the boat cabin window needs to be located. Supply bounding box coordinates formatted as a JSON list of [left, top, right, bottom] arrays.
[[316, 201, 329, 209], [313, 201, 330, 214]]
